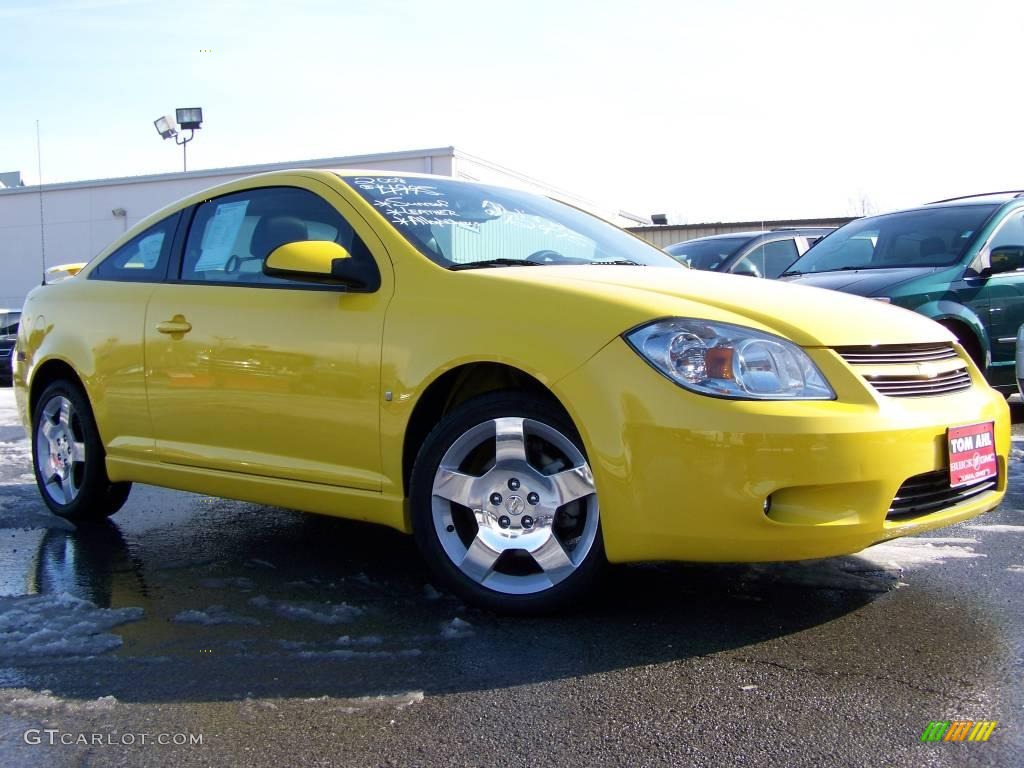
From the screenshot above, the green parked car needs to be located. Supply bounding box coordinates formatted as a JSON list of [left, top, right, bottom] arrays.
[[781, 192, 1024, 394]]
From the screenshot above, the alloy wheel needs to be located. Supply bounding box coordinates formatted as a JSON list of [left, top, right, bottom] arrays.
[[35, 395, 87, 506], [431, 416, 599, 595]]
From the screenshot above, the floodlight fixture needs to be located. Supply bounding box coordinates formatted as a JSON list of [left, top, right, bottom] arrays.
[[153, 106, 204, 171], [176, 107, 203, 130], [153, 114, 178, 140]]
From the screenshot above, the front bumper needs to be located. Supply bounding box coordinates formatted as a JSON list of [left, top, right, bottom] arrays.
[[554, 339, 1009, 564]]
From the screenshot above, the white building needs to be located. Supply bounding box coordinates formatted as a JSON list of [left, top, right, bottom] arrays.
[[0, 146, 646, 309]]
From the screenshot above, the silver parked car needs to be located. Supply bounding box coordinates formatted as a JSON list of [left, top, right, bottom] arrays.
[[1016, 323, 1024, 398]]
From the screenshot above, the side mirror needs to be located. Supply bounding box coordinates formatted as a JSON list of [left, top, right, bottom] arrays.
[[989, 245, 1024, 275], [263, 240, 380, 291]]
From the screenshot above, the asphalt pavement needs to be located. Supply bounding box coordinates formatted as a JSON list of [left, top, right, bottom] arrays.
[[0, 387, 1021, 767]]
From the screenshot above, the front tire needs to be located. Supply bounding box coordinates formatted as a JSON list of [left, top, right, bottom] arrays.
[[31, 381, 131, 522], [411, 392, 604, 613]]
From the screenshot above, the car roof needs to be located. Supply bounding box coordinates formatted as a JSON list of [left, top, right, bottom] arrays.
[[924, 190, 1024, 205], [850, 197, 1024, 225], [668, 227, 834, 246]]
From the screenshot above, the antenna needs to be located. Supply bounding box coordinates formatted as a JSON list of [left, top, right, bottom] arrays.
[[36, 119, 46, 284]]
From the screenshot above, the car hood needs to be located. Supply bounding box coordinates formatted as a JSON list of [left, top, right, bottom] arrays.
[[779, 267, 939, 297], [480, 265, 952, 348]]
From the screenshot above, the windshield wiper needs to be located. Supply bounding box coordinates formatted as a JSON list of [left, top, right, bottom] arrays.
[[449, 259, 542, 271], [590, 259, 642, 266], [780, 269, 803, 277]]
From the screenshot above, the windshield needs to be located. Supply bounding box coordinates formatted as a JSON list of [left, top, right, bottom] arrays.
[[0, 311, 20, 336], [786, 205, 999, 274], [341, 175, 678, 269], [664, 237, 749, 270]]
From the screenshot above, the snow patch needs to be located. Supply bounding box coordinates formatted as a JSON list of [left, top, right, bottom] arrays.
[[0, 593, 142, 659], [855, 537, 984, 569], [964, 524, 1024, 534], [1007, 565, 1024, 574], [335, 634, 383, 647], [172, 605, 262, 626], [441, 617, 474, 639], [248, 595, 362, 624], [0, 688, 118, 714], [0, 390, 21, 426], [323, 690, 424, 714]]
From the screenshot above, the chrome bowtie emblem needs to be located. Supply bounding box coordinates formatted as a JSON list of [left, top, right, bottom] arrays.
[[505, 495, 525, 516]]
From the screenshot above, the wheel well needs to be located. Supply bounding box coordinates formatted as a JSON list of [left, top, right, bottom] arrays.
[[937, 319, 985, 368], [29, 359, 84, 422], [401, 363, 567, 496]]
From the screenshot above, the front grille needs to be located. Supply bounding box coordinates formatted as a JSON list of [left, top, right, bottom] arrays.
[[887, 469, 997, 520], [835, 343, 959, 364], [864, 368, 973, 397], [834, 342, 972, 397]]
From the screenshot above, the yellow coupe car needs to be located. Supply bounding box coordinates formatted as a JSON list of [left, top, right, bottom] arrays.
[[13, 170, 1009, 611]]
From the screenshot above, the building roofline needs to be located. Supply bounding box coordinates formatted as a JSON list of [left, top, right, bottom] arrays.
[[627, 216, 856, 232], [0, 146, 458, 196]]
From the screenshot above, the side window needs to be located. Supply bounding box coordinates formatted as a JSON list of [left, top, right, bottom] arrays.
[[180, 187, 375, 286], [90, 213, 179, 282], [733, 239, 799, 278], [990, 212, 1024, 250]]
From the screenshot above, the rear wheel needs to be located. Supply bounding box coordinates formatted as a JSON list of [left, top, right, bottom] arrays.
[[411, 392, 604, 613], [31, 381, 131, 522]]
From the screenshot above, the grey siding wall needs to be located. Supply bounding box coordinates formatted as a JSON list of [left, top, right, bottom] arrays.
[[629, 217, 857, 248]]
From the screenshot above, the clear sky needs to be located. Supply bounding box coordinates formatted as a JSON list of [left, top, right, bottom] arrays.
[[1, 0, 1021, 223]]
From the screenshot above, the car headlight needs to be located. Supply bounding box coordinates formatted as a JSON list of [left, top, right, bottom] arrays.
[[624, 318, 835, 400]]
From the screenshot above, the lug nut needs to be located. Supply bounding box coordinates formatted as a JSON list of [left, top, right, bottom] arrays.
[[489, 492, 502, 505], [522, 516, 534, 529], [498, 515, 511, 529], [527, 492, 539, 505], [446, 524, 455, 533], [508, 478, 520, 490]]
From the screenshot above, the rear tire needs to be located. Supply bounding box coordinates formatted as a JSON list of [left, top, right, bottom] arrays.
[[31, 381, 131, 522], [411, 392, 605, 614]]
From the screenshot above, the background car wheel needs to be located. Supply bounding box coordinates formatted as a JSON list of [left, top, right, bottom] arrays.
[[32, 381, 131, 522], [411, 392, 605, 613], [941, 321, 984, 369]]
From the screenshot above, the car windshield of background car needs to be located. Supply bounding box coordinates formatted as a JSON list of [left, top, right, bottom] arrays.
[[664, 237, 749, 270], [788, 205, 1000, 273]]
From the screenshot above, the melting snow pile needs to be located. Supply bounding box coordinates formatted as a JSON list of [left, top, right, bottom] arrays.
[[0, 593, 142, 659]]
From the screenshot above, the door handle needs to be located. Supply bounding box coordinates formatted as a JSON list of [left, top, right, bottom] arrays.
[[156, 316, 192, 335]]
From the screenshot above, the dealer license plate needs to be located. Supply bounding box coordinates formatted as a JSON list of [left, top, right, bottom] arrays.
[[947, 422, 997, 488]]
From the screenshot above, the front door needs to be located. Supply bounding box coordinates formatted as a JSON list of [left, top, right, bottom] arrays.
[[979, 210, 1024, 384], [144, 179, 392, 490]]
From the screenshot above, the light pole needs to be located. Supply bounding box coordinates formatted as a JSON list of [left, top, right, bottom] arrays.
[[153, 107, 203, 172]]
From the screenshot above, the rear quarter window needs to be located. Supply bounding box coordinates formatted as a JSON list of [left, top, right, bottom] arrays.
[[90, 213, 180, 283]]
